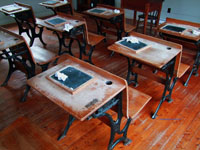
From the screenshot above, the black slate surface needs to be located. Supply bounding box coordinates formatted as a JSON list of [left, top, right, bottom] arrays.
[[119, 39, 147, 51], [163, 25, 186, 32], [89, 8, 106, 14], [50, 66, 93, 90]]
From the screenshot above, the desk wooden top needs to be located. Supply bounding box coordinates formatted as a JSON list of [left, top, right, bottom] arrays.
[[27, 55, 128, 121], [39, 1, 71, 8], [158, 18, 200, 42], [108, 32, 182, 76], [37, 14, 85, 33], [0, 3, 29, 15], [0, 117, 64, 150], [83, 6, 124, 20], [0, 27, 24, 51]]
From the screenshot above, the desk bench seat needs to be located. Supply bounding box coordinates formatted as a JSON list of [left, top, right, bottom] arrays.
[[127, 87, 152, 119], [177, 63, 190, 78], [99, 86, 151, 126], [31, 46, 58, 66]]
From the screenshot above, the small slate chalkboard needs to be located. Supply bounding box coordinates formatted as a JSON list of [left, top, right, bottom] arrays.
[[89, 8, 106, 14], [45, 17, 67, 27], [47, 66, 95, 94], [116, 39, 151, 53], [163, 25, 186, 33], [42, 1, 59, 5], [2, 4, 22, 12]]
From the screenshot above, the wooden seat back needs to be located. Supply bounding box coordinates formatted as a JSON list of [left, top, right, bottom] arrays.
[[14, 1, 36, 24], [55, 0, 74, 15]]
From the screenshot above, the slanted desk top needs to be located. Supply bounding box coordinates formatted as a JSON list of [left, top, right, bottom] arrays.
[[158, 18, 200, 41], [83, 6, 123, 20], [108, 32, 182, 77], [0, 27, 24, 51], [37, 15, 85, 32], [0, 3, 29, 15], [27, 55, 128, 121], [39, 1, 70, 8]]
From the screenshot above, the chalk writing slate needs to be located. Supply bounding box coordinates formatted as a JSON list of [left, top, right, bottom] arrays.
[[42, 1, 59, 5], [89, 8, 106, 14], [2, 4, 22, 12], [119, 39, 148, 50], [163, 25, 186, 33], [45, 17, 66, 27], [48, 66, 94, 94]]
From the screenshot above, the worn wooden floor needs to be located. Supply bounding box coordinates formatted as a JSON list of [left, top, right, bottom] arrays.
[[0, 21, 200, 150]]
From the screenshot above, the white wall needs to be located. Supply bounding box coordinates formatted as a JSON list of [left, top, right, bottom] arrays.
[[0, 0, 199, 25]]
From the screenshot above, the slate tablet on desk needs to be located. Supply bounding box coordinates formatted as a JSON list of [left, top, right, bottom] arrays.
[[45, 17, 67, 27], [47, 66, 95, 94], [2, 4, 22, 12], [116, 38, 151, 53], [162, 25, 186, 33], [88, 8, 106, 14], [42, 0, 59, 5]]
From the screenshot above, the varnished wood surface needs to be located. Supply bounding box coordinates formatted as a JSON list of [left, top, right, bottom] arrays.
[[37, 14, 85, 33], [27, 54, 127, 121], [0, 117, 64, 150], [0, 3, 30, 15], [0, 22, 200, 150], [108, 32, 182, 70], [83, 6, 124, 20], [158, 18, 200, 42], [0, 26, 24, 51], [39, 1, 71, 9]]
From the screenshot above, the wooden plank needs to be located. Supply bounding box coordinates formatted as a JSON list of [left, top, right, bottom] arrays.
[[0, 117, 64, 150], [128, 87, 151, 119]]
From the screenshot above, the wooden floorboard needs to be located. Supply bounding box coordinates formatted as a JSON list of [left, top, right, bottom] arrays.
[[0, 21, 200, 150]]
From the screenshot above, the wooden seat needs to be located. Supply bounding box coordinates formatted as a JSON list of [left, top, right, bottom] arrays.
[[99, 86, 151, 126], [0, 117, 64, 150], [14, 2, 46, 46], [177, 63, 190, 78], [128, 86, 152, 119]]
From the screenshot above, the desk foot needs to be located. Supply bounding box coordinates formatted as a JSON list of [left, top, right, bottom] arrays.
[[151, 113, 157, 119], [20, 85, 31, 102], [123, 138, 132, 146], [57, 115, 75, 141], [167, 98, 173, 103]]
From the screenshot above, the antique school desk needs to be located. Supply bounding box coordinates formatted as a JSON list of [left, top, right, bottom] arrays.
[[121, 0, 163, 34], [27, 54, 132, 150], [0, 26, 24, 86], [108, 32, 182, 119], [39, 0, 73, 15], [83, 5, 124, 40], [37, 14, 85, 56], [158, 18, 200, 86], [0, 3, 29, 36], [0, 2, 45, 46]]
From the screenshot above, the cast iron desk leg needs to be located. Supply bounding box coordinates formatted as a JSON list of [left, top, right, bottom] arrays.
[[184, 41, 200, 86]]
